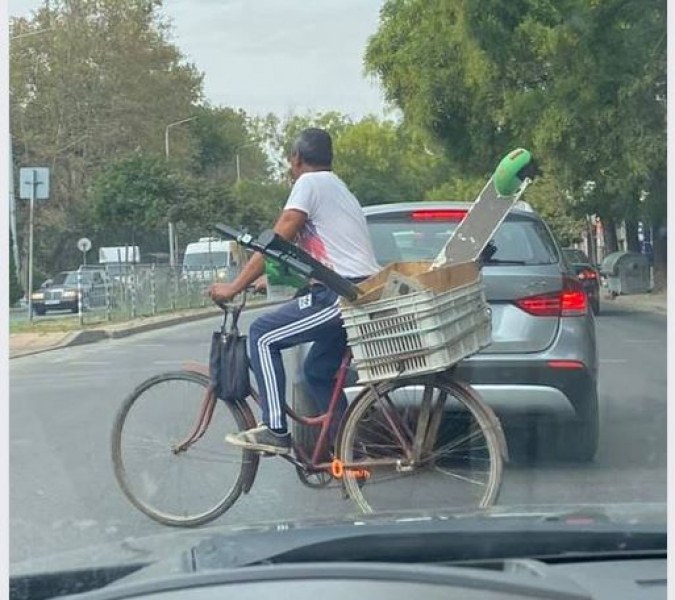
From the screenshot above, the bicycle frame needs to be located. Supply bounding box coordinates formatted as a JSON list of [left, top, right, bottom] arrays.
[[177, 350, 360, 480], [178, 350, 352, 464], [285, 349, 353, 469], [171, 372, 218, 455]]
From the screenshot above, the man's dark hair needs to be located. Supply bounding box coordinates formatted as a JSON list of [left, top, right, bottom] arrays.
[[291, 128, 333, 167]]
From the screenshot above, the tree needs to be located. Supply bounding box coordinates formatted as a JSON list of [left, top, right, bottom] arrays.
[[91, 154, 180, 230], [366, 0, 666, 268], [365, 0, 514, 174], [257, 111, 452, 204], [524, 176, 584, 248], [186, 105, 269, 182], [9, 231, 23, 306], [254, 111, 355, 177], [10, 0, 203, 275], [334, 118, 451, 205], [231, 180, 290, 233]]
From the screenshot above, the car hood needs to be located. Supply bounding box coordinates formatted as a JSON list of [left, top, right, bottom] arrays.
[[10, 502, 666, 578]]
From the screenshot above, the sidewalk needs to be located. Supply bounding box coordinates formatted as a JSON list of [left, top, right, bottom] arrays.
[[9, 299, 281, 360], [9, 331, 82, 358], [603, 290, 667, 315]]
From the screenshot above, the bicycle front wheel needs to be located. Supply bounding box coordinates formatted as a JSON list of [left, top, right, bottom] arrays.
[[337, 377, 504, 514], [112, 371, 253, 527]]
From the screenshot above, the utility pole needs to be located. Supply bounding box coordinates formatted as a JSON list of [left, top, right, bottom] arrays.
[[20, 167, 49, 321], [8, 139, 20, 286], [164, 116, 196, 267]]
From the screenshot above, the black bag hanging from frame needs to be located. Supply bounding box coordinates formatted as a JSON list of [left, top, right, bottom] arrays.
[[209, 305, 251, 402]]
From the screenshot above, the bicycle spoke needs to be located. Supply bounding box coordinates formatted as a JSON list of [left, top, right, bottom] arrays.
[[122, 434, 244, 465], [113, 372, 249, 526], [339, 378, 503, 514], [433, 467, 487, 486], [430, 426, 493, 459], [377, 393, 414, 452]]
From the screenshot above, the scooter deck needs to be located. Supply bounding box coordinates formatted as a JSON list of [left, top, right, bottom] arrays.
[[431, 177, 530, 268]]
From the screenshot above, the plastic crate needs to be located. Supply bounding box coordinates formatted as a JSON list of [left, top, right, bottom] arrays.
[[341, 279, 492, 383]]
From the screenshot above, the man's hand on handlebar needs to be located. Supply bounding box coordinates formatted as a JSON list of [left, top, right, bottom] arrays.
[[253, 275, 267, 294], [207, 282, 239, 304]]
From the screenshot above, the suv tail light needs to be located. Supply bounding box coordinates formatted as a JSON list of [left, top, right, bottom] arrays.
[[577, 268, 597, 280], [515, 277, 588, 317]]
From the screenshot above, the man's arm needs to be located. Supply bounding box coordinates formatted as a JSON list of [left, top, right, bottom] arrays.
[[208, 209, 307, 301]]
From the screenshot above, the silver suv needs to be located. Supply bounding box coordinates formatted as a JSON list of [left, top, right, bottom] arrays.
[[360, 201, 599, 462]]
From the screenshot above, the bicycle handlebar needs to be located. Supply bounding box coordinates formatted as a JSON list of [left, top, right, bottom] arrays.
[[214, 223, 361, 302]]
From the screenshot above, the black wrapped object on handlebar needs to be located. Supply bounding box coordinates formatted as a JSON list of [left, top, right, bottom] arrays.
[[213, 224, 361, 302]]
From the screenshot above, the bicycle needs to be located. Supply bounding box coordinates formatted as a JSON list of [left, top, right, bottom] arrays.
[[111, 226, 508, 527]]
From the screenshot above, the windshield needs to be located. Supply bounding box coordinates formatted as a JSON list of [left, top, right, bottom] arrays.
[[7, 0, 666, 595], [50, 272, 89, 286], [563, 248, 592, 264], [183, 251, 230, 269]]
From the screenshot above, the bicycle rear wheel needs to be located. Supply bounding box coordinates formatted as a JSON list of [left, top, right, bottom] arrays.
[[112, 370, 254, 527], [337, 377, 504, 514]]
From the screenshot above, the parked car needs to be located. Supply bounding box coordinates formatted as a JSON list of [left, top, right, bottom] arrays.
[[345, 201, 599, 462], [562, 248, 601, 314], [31, 269, 111, 315]]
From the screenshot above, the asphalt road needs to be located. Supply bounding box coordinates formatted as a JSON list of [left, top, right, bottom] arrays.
[[9, 301, 666, 572]]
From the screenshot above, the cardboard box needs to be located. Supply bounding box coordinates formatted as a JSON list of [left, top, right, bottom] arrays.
[[352, 261, 480, 306]]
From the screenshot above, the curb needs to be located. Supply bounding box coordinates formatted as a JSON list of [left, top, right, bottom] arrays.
[[9, 299, 285, 359]]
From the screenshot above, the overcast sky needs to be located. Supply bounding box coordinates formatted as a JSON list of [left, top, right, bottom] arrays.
[[9, 0, 390, 119]]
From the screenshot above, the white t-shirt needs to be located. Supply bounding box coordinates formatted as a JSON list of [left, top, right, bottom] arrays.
[[284, 171, 380, 278]]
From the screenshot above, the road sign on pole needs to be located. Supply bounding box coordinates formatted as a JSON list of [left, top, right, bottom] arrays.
[[77, 237, 92, 265], [20, 167, 50, 321], [20, 167, 49, 200]]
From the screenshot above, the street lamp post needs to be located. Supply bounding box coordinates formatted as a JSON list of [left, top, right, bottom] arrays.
[[164, 116, 196, 267], [165, 116, 196, 160]]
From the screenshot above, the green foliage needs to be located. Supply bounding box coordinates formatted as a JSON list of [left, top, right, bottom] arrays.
[[257, 111, 453, 205], [424, 177, 486, 202], [366, 0, 666, 233], [10, 0, 203, 275], [523, 175, 584, 247], [254, 111, 354, 177], [231, 180, 290, 233], [187, 106, 269, 181], [90, 154, 179, 229], [334, 119, 450, 205], [9, 231, 23, 306]]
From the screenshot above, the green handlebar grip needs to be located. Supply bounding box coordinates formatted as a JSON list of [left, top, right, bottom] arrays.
[[265, 257, 308, 289], [494, 148, 533, 196]]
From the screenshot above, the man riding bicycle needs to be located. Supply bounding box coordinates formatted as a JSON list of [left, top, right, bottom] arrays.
[[208, 128, 380, 455]]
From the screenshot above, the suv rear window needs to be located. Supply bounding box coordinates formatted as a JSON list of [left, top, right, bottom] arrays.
[[366, 213, 559, 266], [563, 249, 590, 264]]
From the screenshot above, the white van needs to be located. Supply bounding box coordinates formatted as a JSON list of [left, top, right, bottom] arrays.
[[98, 245, 141, 284], [182, 237, 241, 282]]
